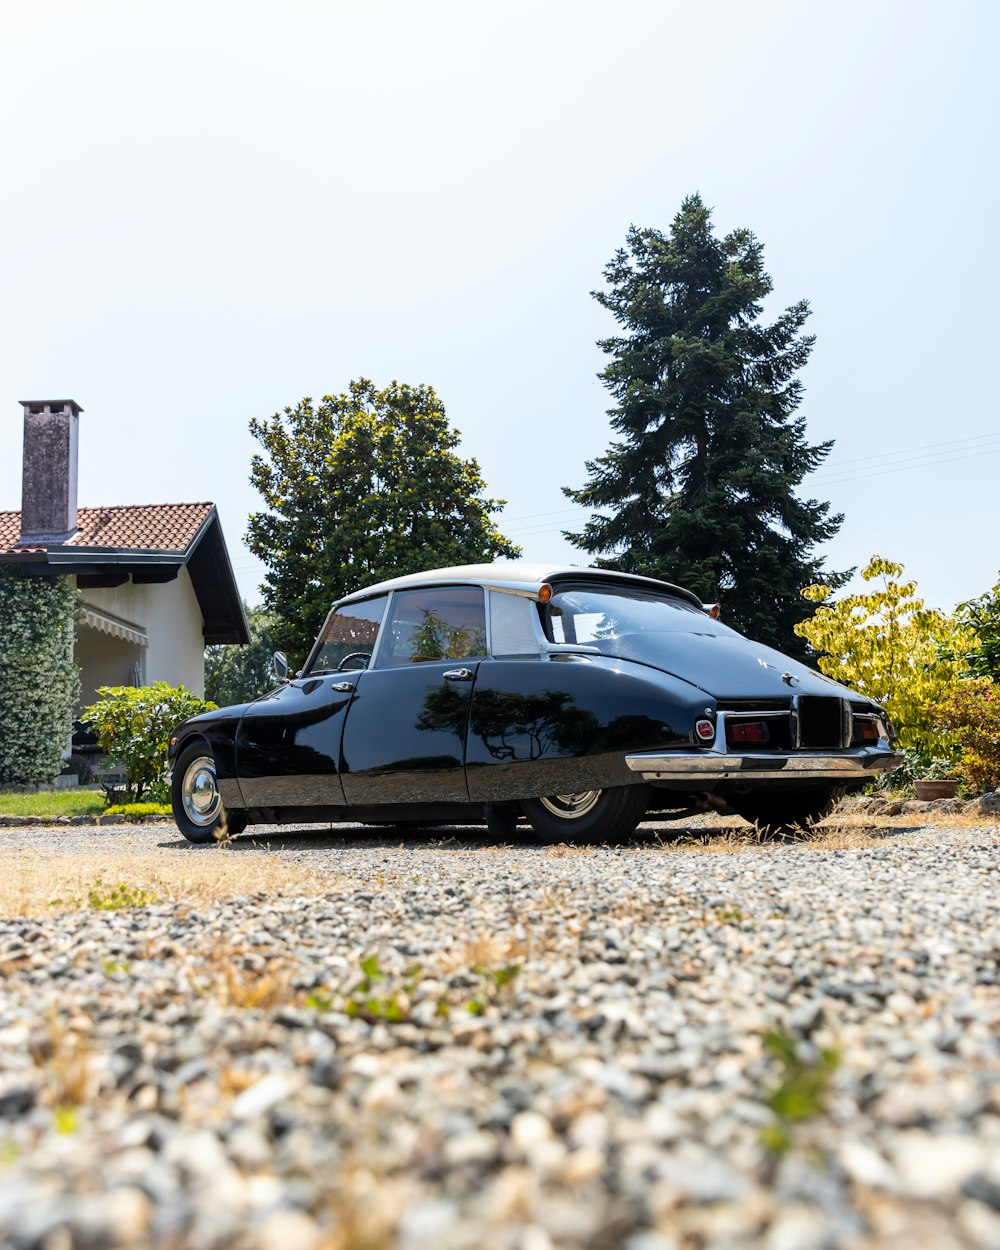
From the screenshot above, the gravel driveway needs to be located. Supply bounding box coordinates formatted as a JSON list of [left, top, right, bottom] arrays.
[[0, 819, 998, 1250]]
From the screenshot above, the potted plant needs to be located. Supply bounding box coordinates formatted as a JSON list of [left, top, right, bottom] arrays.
[[913, 777, 960, 801], [911, 755, 961, 801]]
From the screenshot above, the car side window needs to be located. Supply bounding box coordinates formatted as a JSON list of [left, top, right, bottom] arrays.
[[376, 587, 487, 667], [308, 595, 389, 674]]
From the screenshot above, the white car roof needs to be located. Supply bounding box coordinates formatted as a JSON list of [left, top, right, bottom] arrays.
[[335, 561, 704, 609]]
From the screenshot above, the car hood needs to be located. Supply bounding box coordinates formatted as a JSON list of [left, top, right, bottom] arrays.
[[601, 631, 859, 702]]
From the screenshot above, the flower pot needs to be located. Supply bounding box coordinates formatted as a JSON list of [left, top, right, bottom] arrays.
[[913, 779, 959, 801]]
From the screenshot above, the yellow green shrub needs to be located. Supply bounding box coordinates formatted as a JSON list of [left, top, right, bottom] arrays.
[[794, 556, 975, 756]]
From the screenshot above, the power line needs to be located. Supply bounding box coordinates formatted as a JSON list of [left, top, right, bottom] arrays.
[[499, 430, 1000, 531], [811, 435, 1000, 482], [810, 429, 1000, 471], [814, 443, 1000, 487], [227, 427, 1000, 548]]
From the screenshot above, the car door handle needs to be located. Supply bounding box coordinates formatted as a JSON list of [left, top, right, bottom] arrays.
[[443, 668, 473, 682], [330, 681, 354, 692]]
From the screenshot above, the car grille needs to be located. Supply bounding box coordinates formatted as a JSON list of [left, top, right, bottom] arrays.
[[795, 695, 851, 750], [721, 696, 862, 752]]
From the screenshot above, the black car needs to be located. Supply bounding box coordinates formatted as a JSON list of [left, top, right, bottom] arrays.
[[166, 562, 901, 843]]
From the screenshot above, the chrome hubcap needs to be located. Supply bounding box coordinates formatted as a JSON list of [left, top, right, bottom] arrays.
[[538, 790, 602, 820], [182, 756, 221, 827]]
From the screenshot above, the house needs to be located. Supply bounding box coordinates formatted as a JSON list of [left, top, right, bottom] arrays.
[[0, 399, 249, 707]]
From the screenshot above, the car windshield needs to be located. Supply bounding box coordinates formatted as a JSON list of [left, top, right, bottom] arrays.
[[547, 586, 739, 645], [309, 595, 388, 674]]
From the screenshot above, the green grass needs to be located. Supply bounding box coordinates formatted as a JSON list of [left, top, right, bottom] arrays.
[[103, 802, 172, 819], [0, 790, 105, 819], [87, 880, 156, 910]]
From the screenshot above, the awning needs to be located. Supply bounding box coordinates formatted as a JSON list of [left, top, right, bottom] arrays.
[[79, 602, 148, 648]]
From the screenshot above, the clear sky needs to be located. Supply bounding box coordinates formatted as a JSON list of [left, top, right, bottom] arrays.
[[1, 0, 996, 615]]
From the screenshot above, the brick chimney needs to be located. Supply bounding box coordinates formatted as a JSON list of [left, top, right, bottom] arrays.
[[17, 399, 83, 544]]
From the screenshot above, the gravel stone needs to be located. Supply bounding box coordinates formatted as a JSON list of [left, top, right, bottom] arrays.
[[0, 818, 997, 1248], [977, 791, 1000, 816], [962, 1174, 1000, 1213]]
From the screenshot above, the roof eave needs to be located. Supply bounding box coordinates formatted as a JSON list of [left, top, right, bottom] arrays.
[[184, 507, 251, 645], [1, 508, 251, 646], [44, 549, 187, 567]]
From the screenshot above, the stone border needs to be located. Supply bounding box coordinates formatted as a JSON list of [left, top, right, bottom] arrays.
[[843, 791, 1000, 818], [0, 814, 173, 827]]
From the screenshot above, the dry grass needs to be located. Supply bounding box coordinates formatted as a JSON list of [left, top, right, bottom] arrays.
[[0, 850, 347, 917], [316, 1166, 407, 1250], [530, 803, 997, 857], [30, 1012, 94, 1109], [437, 930, 532, 973], [837, 802, 997, 824], [661, 817, 895, 854], [796, 821, 900, 850], [3, 805, 994, 916], [814, 805, 999, 836], [654, 806, 999, 854], [544, 841, 599, 857], [217, 1066, 262, 1098], [190, 941, 295, 1009]]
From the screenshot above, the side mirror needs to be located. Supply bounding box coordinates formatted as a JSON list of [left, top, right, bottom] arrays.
[[272, 651, 289, 681]]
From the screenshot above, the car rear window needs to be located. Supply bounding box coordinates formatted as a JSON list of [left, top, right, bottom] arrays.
[[547, 586, 738, 644]]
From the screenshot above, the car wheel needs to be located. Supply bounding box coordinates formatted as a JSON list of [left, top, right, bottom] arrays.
[[171, 743, 248, 843], [728, 786, 845, 837], [520, 784, 650, 844]]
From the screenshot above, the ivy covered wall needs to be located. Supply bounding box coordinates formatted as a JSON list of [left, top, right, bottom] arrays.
[[0, 568, 80, 786]]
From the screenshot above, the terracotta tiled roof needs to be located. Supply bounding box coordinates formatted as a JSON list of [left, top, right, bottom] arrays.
[[0, 503, 213, 556]]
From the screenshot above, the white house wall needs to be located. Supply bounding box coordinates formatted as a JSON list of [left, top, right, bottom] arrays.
[[75, 627, 145, 708], [145, 568, 205, 696], [77, 567, 206, 697]]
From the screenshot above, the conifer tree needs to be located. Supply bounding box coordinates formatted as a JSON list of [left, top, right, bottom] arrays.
[[564, 194, 845, 655]]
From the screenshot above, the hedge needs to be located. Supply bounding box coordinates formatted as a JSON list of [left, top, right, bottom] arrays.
[[0, 568, 80, 785]]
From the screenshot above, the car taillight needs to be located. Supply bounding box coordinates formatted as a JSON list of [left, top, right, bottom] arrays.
[[695, 719, 715, 741], [727, 720, 770, 746], [854, 718, 880, 744]]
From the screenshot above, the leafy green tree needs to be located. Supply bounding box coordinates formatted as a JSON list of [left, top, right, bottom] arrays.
[[951, 574, 1000, 681], [204, 603, 280, 707], [0, 569, 79, 786], [795, 556, 975, 758], [564, 193, 845, 656], [82, 682, 216, 803], [247, 379, 520, 665]]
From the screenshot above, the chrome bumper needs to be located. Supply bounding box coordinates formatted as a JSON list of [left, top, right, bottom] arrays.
[[625, 746, 904, 783]]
